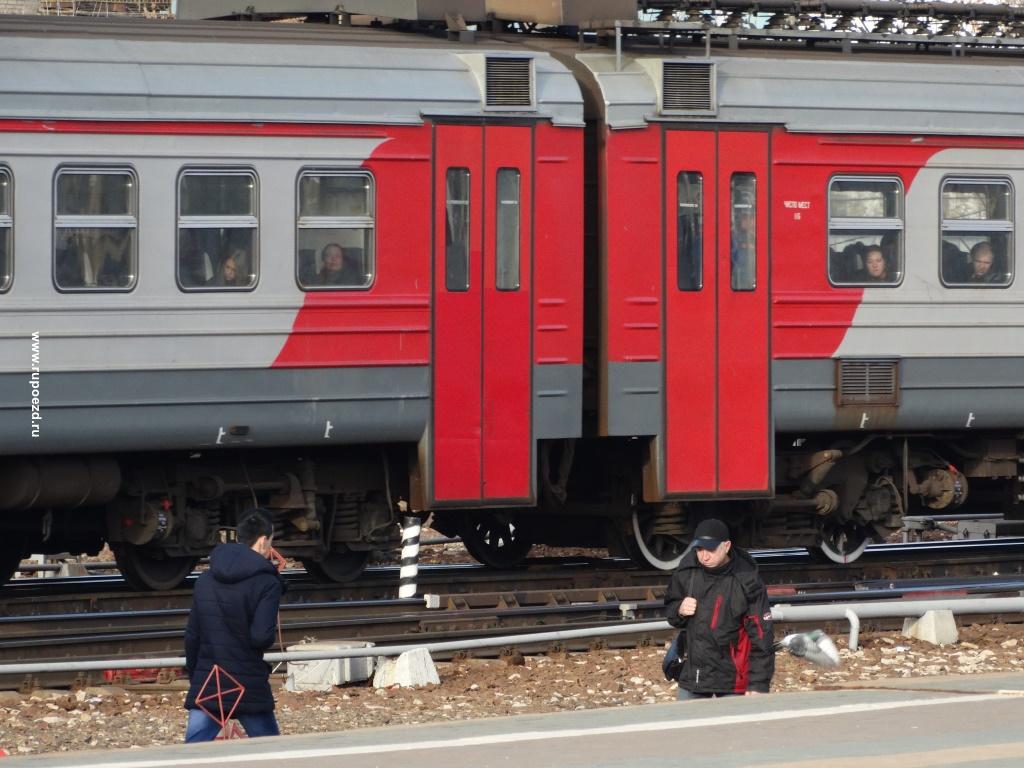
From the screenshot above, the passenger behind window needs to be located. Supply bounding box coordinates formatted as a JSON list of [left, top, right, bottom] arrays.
[[858, 245, 892, 283], [966, 241, 999, 284], [317, 243, 363, 287], [56, 234, 85, 288], [940, 240, 968, 284], [207, 249, 246, 288], [95, 231, 131, 288], [840, 241, 866, 282]]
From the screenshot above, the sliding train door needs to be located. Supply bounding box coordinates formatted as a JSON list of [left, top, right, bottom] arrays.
[[663, 129, 771, 497], [430, 123, 534, 505]]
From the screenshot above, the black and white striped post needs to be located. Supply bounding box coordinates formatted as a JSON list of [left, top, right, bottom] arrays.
[[398, 514, 421, 598]]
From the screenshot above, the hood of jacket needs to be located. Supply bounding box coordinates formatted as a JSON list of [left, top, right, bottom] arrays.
[[209, 542, 278, 584]]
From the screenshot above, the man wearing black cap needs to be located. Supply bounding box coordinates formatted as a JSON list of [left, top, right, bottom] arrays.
[[664, 518, 774, 700]]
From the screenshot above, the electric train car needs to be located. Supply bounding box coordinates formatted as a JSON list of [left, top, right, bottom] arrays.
[[554, 47, 1024, 567], [0, 17, 584, 588], [4, 13, 1024, 590]]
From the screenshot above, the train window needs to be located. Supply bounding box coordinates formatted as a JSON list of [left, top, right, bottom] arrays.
[[827, 177, 903, 287], [178, 170, 258, 291], [445, 168, 470, 292], [0, 168, 10, 293], [730, 173, 756, 291], [54, 168, 137, 291], [940, 179, 1013, 288], [296, 171, 374, 290], [496, 168, 520, 291], [677, 172, 702, 291]]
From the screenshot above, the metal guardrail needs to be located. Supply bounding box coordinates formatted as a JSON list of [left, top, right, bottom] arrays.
[[1, 594, 1023, 676]]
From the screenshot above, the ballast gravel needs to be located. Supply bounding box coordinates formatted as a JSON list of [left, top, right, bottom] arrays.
[[2, 622, 1024, 756]]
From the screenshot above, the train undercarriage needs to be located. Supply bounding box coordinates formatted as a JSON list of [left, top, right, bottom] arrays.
[[0, 432, 1021, 589]]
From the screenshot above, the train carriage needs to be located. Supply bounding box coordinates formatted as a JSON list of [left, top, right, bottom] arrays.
[[563, 44, 1024, 566], [0, 17, 584, 588]]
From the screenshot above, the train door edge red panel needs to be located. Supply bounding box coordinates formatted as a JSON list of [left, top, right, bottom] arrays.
[[432, 124, 484, 503], [664, 128, 718, 496], [717, 130, 772, 495], [481, 124, 533, 502]]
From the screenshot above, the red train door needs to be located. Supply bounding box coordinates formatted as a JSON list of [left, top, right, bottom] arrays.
[[664, 129, 771, 497], [431, 124, 533, 505]]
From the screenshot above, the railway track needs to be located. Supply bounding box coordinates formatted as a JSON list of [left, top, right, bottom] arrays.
[[3, 539, 1024, 691]]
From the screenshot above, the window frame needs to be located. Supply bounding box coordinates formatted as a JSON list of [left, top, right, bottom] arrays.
[[676, 171, 703, 292], [176, 167, 260, 293], [52, 165, 138, 293], [495, 167, 521, 292], [826, 175, 905, 288], [444, 167, 471, 293], [0, 166, 11, 294], [729, 172, 756, 292], [938, 175, 1014, 289], [295, 168, 376, 292]]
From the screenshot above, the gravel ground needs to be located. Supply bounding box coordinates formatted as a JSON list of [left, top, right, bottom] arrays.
[[3, 622, 1024, 756]]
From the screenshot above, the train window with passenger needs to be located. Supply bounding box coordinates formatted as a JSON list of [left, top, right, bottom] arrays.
[[0, 168, 10, 293], [828, 177, 903, 286], [940, 179, 1013, 288], [496, 168, 520, 291], [296, 171, 374, 290], [730, 174, 756, 291], [54, 168, 137, 291], [177, 169, 258, 291], [445, 169, 470, 292], [677, 172, 702, 291]]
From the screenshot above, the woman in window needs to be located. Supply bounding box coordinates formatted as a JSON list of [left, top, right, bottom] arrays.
[[860, 246, 891, 283]]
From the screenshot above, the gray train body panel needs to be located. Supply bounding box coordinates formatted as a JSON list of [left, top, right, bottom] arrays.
[[0, 18, 583, 127], [575, 51, 1024, 136], [534, 363, 583, 440], [3, 366, 430, 454], [177, 0, 488, 22], [604, 362, 662, 437], [773, 358, 1024, 433]]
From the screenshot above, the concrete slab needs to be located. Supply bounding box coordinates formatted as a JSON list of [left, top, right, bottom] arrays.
[[831, 670, 1024, 694]]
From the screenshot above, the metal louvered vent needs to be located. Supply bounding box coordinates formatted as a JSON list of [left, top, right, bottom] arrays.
[[837, 359, 899, 406], [486, 57, 533, 108], [662, 62, 715, 114]]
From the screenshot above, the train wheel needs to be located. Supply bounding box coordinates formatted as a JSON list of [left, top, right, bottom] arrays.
[[815, 523, 871, 564], [460, 512, 533, 569], [301, 546, 370, 583], [112, 543, 198, 591], [628, 507, 688, 571]]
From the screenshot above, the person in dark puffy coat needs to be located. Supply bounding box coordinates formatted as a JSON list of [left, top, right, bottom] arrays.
[[184, 508, 284, 741], [664, 518, 774, 700]]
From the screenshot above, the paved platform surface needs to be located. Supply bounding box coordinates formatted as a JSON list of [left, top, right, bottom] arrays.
[[8, 673, 1024, 768]]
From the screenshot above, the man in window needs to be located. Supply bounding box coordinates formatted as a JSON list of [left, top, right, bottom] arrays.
[[966, 241, 999, 284]]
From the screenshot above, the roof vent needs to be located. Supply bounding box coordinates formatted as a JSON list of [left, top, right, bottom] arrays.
[[836, 359, 899, 406], [661, 61, 715, 115], [486, 57, 533, 108]]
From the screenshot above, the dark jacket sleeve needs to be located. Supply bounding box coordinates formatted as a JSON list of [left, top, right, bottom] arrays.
[[741, 577, 775, 693], [664, 568, 691, 629], [249, 576, 283, 651], [184, 606, 199, 676]]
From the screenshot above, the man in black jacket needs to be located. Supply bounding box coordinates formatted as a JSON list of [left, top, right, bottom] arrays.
[[184, 508, 284, 741], [664, 518, 774, 700]]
